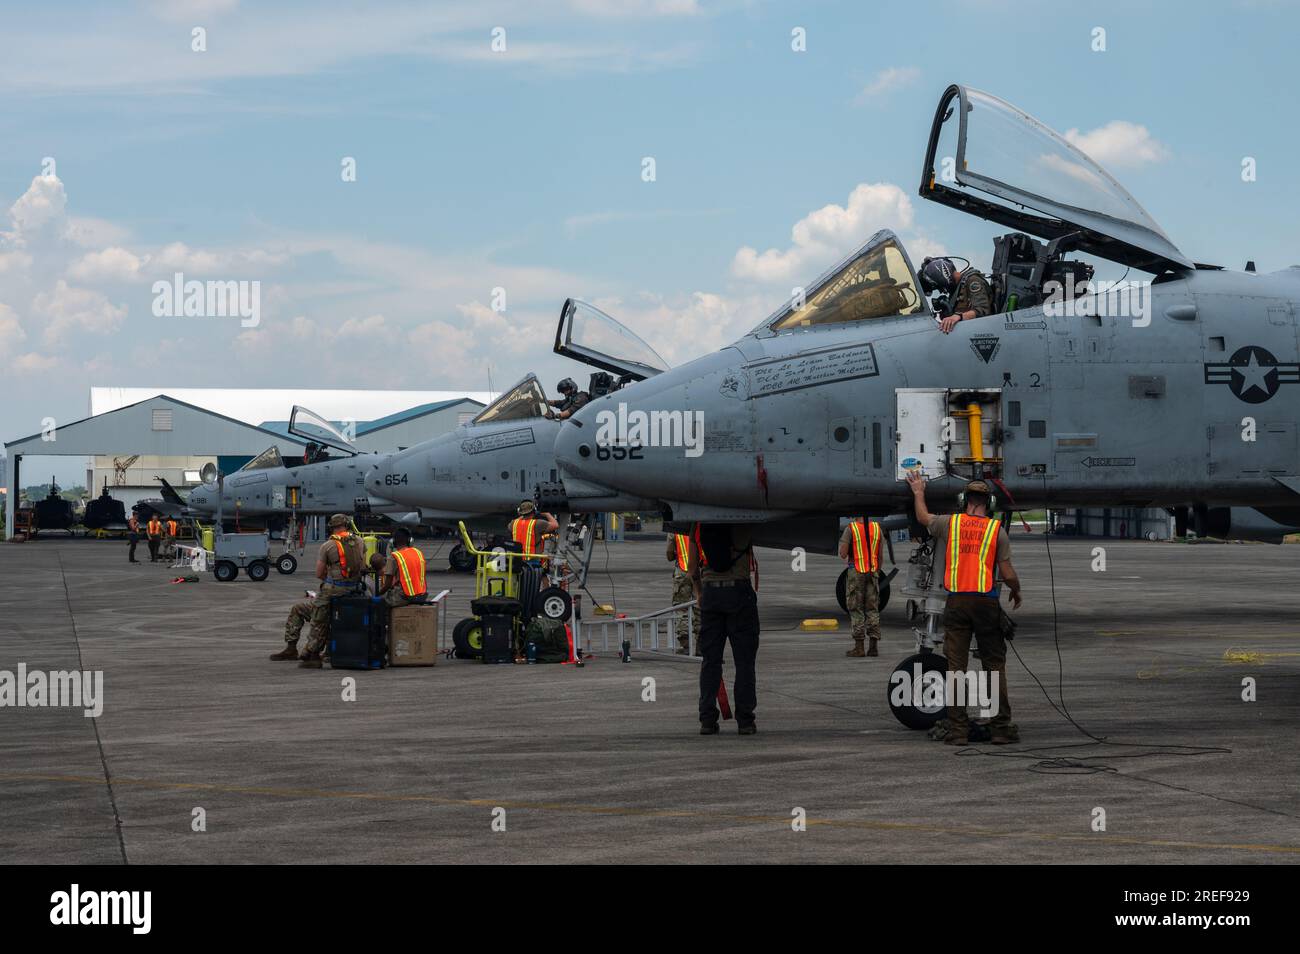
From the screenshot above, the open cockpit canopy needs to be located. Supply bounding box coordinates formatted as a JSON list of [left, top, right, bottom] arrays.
[[920, 85, 1192, 273], [288, 405, 358, 455], [555, 298, 669, 381]]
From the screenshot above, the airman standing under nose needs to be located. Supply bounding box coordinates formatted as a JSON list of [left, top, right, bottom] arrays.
[[838, 517, 883, 657], [667, 531, 700, 655], [906, 473, 1022, 746]]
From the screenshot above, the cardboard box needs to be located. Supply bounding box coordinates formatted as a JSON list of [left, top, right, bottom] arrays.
[[389, 603, 439, 666]]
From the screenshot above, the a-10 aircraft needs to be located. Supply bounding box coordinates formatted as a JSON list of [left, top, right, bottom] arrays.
[[179, 405, 422, 532], [366, 298, 671, 569], [551, 83, 1300, 725]]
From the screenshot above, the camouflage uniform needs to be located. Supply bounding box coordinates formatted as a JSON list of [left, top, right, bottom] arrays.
[[952, 269, 994, 318], [845, 567, 881, 642], [927, 513, 1016, 743], [301, 527, 367, 658], [283, 600, 314, 648], [667, 534, 699, 653], [838, 520, 883, 655]]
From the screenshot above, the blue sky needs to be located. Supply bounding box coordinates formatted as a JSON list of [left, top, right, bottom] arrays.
[[3, 0, 1299, 482]]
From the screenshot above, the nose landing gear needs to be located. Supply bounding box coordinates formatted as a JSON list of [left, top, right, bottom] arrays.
[[887, 539, 949, 729]]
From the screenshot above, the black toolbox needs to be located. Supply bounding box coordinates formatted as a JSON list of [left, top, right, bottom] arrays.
[[471, 596, 520, 664], [329, 595, 388, 670]]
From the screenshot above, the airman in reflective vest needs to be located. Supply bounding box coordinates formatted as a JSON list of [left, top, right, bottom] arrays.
[[275, 513, 367, 666], [838, 517, 883, 657], [380, 528, 428, 607], [508, 500, 558, 565], [907, 475, 1022, 746], [667, 531, 700, 655], [146, 517, 163, 562]]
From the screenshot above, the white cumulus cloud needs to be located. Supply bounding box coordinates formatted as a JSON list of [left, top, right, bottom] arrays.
[[1063, 120, 1170, 168], [31, 280, 127, 347], [67, 246, 145, 282], [855, 66, 920, 104], [732, 182, 916, 284]]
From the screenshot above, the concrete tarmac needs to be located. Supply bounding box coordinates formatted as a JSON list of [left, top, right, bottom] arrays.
[[1, 531, 1298, 864]]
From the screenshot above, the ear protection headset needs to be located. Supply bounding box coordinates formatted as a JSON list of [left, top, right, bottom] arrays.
[[956, 481, 998, 513]]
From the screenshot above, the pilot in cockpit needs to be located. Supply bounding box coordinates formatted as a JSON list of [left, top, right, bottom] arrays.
[[301, 441, 331, 465], [545, 377, 590, 421], [919, 256, 993, 334]]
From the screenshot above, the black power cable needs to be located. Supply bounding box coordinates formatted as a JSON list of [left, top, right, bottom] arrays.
[[958, 474, 1300, 821]]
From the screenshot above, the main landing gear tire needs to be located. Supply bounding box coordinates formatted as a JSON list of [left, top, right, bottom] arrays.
[[449, 543, 474, 573], [276, 553, 298, 575], [536, 586, 572, 622], [888, 651, 948, 730], [452, 618, 484, 659], [836, 568, 892, 614]]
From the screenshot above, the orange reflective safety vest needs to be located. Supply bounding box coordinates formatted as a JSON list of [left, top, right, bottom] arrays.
[[511, 517, 540, 554], [166, 520, 178, 536], [391, 546, 427, 597], [673, 533, 690, 572], [330, 532, 355, 579], [943, 514, 1002, 595], [848, 519, 883, 574], [147, 519, 162, 537]]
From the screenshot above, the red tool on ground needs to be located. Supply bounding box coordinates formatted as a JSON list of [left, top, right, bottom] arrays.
[[717, 679, 733, 721]]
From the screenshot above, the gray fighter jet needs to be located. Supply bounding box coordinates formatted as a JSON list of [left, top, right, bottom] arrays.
[[364, 299, 671, 569], [553, 84, 1300, 725], [183, 405, 420, 530]]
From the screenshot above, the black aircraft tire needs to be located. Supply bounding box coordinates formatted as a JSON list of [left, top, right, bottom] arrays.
[[452, 618, 484, 659], [448, 543, 474, 573], [214, 561, 238, 583], [536, 586, 573, 623], [276, 553, 298, 575], [246, 560, 270, 582], [888, 651, 948, 730], [837, 568, 891, 614]]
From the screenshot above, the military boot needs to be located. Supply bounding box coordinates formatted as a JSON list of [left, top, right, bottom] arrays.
[[298, 652, 323, 669], [846, 639, 866, 657], [990, 722, 1020, 745], [866, 637, 879, 657], [269, 644, 300, 661]]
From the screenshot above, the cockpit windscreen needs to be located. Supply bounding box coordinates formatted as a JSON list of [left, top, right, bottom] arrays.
[[472, 375, 548, 425], [760, 232, 925, 332], [241, 446, 284, 471]]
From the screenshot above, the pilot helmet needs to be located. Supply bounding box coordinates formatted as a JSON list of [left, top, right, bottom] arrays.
[[918, 256, 958, 295], [557, 377, 577, 395]]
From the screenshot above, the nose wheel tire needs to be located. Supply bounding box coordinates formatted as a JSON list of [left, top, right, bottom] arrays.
[[448, 543, 474, 573], [276, 553, 298, 575], [536, 586, 573, 622], [888, 651, 948, 730]]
